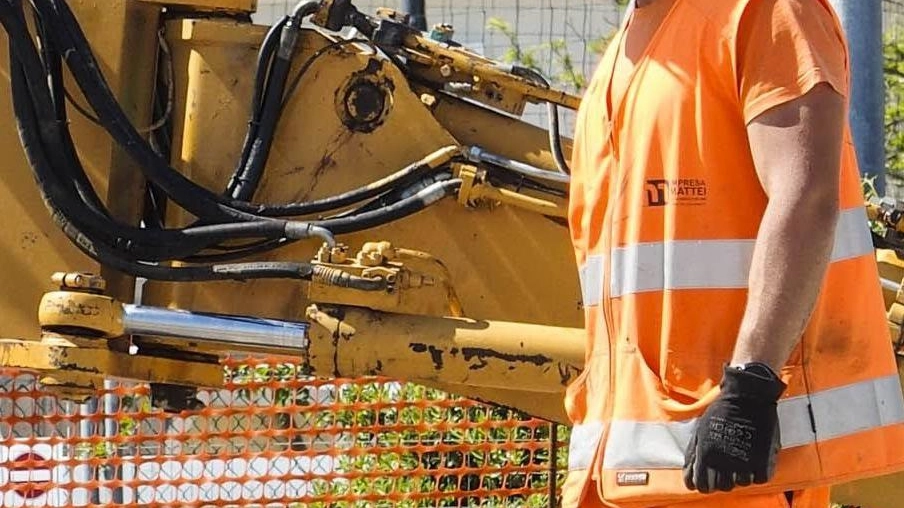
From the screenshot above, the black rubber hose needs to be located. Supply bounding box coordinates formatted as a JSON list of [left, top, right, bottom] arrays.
[[39, 1, 438, 223], [1, 6, 319, 259], [9, 46, 317, 281], [40, 0, 374, 222], [316, 179, 461, 235], [28, 3, 109, 219], [312, 265, 388, 291], [290, 1, 320, 19], [2, 17, 303, 263], [511, 66, 571, 175], [251, 16, 288, 116], [225, 15, 287, 197], [329, 172, 453, 218], [34, 0, 267, 223], [228, 2, 319, 201], [15, 0, 457, 261], [183, 176, 460, 260], [0, 2, 139, 246], [228, 41, 294, 200], [181, 239, 289, 263], [547, 101, 571, 175], [252, 156, 440, 217]]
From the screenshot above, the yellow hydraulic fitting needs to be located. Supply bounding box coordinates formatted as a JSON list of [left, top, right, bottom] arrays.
[[317, 242, 350, 264], [357, 241, 396, 266], [455, 163, 483, 207], [38, 273, 124, 338], [52, 272, 107, 293]]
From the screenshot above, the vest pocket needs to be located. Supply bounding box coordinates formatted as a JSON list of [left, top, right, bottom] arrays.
[[616, 345, 717, 420], [567, 350, 611, 424]]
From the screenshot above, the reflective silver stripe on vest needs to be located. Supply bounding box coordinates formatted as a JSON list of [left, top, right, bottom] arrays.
[[579, 255, 605, 307], [567, 421, 605, 471], [610, 240, 754, 298], [567, 374, 904, 471], [578, 207, 874, 303]]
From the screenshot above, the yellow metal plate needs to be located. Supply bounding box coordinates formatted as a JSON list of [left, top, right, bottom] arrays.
[[139, 0, 256, 13]]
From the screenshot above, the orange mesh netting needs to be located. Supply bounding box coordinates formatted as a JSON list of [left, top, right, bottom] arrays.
[[0, 359, 568, 507]]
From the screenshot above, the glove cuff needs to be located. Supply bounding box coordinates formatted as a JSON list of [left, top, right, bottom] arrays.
[[720, 363, 787, 402]]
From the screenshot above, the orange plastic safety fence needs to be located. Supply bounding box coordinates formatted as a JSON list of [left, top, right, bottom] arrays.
[[0, 358, 569, 507]]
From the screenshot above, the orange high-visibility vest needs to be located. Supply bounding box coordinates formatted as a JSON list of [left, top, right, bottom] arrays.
[[563, 1, 904, 507]]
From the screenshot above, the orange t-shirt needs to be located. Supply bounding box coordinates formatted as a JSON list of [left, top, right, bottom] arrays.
[[737, 0, 849, 122]]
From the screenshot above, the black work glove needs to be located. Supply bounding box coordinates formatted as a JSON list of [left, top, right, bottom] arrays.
[[682, 363, 786, 493]]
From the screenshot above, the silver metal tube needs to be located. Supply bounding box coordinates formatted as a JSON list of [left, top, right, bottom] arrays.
[[467, 146, 570, 184], [121, 304, 309, 350], [882, 277, 902, 294]]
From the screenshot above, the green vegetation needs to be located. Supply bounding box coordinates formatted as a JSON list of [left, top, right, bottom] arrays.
[[486, 18, 608, 93], [886, 31, 904, 177], [231, 365, 567, 508]]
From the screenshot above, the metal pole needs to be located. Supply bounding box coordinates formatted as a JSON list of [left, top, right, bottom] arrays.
[[829, 0, 886, 195], [401, 0, 427, 31]]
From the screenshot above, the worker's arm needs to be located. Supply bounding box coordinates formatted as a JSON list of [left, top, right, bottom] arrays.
[[730, 82, 845, 372], [683, 82, 846, 494]]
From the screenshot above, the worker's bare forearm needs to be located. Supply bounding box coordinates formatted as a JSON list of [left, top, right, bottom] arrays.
[[731, 192, 838, 372], [735, 83, 846, 373]]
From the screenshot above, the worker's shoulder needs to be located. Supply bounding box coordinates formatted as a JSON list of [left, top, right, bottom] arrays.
[[680, 0, 748, 22], [681, 0, 837, 35]]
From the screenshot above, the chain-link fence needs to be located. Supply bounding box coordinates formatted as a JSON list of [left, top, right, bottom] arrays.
[[256, 0, 623, 75], [885, 1, 904, 186]]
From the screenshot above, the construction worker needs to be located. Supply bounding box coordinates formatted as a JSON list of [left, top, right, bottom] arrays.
[[563, 0, 904, 507]]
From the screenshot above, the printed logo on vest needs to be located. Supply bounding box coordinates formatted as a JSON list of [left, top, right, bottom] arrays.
[[616, 471, 650, 486], [645, 179, 708, 207]]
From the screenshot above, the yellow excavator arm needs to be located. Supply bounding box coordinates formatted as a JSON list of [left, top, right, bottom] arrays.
[[0, 1, 902, 505], [0, 0, 584, 422]]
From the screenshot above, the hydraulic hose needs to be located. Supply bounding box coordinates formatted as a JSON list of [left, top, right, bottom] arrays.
[[2, 4, 339, 262], [34, 0, 266, 223], [39, 0, 381, 224], [330, 172, 453, 218], [8, 43, 317, 281], [4, 0, 460, 277], [2, 26, 323, 262], [252, 147, 456, 217], [251, 17, 288, 116], [38, 0, 452, 221], [228, 16, 301, 200], [226, 15, 287, 198], [316, 179, 462, 234], [228, 1, 320, 201], [20, 3, 109, 219], [311, 265, 388, 291], [546, 102, 571, 175], [510, 66, 572, 175]]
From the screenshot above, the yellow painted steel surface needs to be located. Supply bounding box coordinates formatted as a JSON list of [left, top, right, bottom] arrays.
[[0, 336, 224, 395], [139, 0, 257, 13], [0, 0, 159, 340], [144, 18, 582, 330], [305, 305, 584, 422]]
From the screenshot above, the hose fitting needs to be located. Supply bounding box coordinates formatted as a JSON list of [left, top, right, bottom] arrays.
[[312, 265, 388, 291], [285, 222, 337, 246]]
